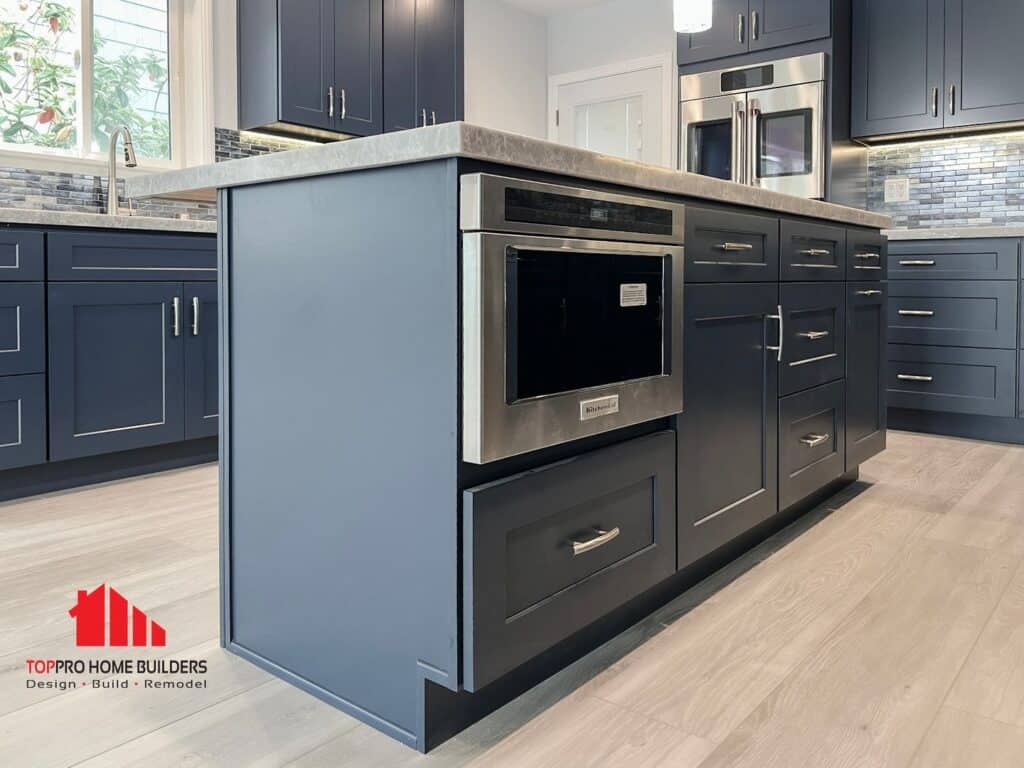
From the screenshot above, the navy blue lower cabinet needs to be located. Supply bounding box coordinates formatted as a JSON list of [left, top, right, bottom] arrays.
[[846, 283, 887, 468], [780, 380, 846, 509], [0, 230, 44, 281], [462, 431, 676, 692], [887, 280, 1018, 349], [0, 283, 45, 376], [0, 374, 46, 471], [48, 283, 186, 461], [780, 283, 846, 396], [184, 282, 218, 440], [887, 344, 1017, 418], [677, 283, 779, 570], [780, 220, 847, 281]]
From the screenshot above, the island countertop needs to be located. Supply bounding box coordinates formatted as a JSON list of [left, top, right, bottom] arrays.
[[0, 207, 216, 234], [125, 122, 890, 230]]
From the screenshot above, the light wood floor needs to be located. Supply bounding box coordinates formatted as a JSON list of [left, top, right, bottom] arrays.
[[2, 431, 1024, 767]]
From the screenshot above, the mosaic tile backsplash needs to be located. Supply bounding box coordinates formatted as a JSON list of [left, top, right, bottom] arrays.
[[867, 131, 1024, 229]]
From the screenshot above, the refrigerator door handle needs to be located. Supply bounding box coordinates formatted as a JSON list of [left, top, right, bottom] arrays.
[[748, 99, 761, 188]]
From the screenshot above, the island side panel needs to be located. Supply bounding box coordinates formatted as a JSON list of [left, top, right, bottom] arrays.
[[221, 160, 461, 746]]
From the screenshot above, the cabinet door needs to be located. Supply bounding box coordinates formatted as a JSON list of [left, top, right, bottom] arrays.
[[852, 0, 945, 138], [48, 283, 185, 461], [780, 380, 846, 509], [383, 0, 418, 131], [417, 0, 461, 125], [944, 0, 1024, 128], [780, 282, 846, 396], [184, 283, 219, 440], [847, 283, 887, 468], [678, 0, 749, 66], [0, 283, 45, 376], [279, 0, 336, 131], [749, 0, 830, 51], [0, 374, 46, 471], [335, 0, 383, 136], [677, 283, 779, 570]]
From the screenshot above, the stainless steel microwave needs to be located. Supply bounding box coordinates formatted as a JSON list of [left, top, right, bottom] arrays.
[[460, 174, 685, 464]]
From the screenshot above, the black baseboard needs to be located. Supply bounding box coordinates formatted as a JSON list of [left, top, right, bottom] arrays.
[[889, 408, 1024, 446], [421, 468, 860, 752], [0, 438, 218, 504]]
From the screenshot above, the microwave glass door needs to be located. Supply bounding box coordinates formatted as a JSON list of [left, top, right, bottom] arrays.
[[506, 247, 667, 402], [749, 82, 824, 198], [681, 94, 745, 183]]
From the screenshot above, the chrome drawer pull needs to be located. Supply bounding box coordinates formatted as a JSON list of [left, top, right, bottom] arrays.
[[854, 252, 880, 260], [798, 330, 830, 340], [854, 265, 883, 270], [766, 304, 784, 363], [900, 259, 936, 266], [899, 309, 935, 317], [791, 263, 840, 269], [191, 296, 200, 336], [856, 289, 882, 296], [570, 527, 621, 556], [898, 374, 934, 383], [789, 352, 838, 367], [717, 242, 754, 252], [798, 248, 831, 257], [800, 433, 830, 448], [171, 297, 181, 338]]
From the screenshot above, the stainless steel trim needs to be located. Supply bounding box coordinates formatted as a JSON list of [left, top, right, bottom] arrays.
[[898, 309, 935, 317], [460, 174, 686, 245], [766, 304, 784, 362], [798, 330, 830, 340], [799, 432, 830, 448], [571, 527, 621, 556], [738, 12, 745, 44], [718, 242, 754, 251], [329, 86, 335, 119], [751, 10, 759, 39], [192, 296, 200, 336], [748, 99, 761, 188], [789, 352, 838, 367], [798, 248, 831, 256], [898, 374, 934, 383], [462, 232, 685, 464], [950, 84, 956, 116], [899, 260, 936, 266], [856, 289, 883, 296], [932, 86, 939, 117], [340, 88, 347, 121], [172, 296, 181, 338], [731, 101, 745, 184], [680, 53, 827, 100]]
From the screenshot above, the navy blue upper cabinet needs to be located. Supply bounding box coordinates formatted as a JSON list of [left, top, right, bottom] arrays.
[[48, 283, 186, 461], [679, 0, 830, 65], [852, 0, 945, 138], [944, 0, 1024, 129], [336, 0, 384, 135], [278, 0, 336, 132], [184, 283, 219, 440]]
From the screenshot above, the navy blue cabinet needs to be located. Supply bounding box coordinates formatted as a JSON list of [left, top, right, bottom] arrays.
[[184, 283, 219, 440], [48, 283, 187, 461], [335, 0, 384, 135], [0, 374, 46, 471], [677, 283, 779, 569], [0, 283, 45, 376], [0, 230, 43, 281], [679, 0, 748, 65], [780, 380, 846, 509], [278, 0, 336, 132], [847, 283, 887, 468]]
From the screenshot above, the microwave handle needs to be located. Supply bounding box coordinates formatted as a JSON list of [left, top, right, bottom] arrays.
[[732, 101, 746, 185], [747, 99, 761, 188]]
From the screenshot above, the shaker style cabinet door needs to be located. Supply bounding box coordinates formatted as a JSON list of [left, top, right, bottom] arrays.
[[48, 283, 186, 461], [0, 374, 46, 471], [846, 283, 887, 468], [852, 0, 945, 138], [677, 283, 779, 570], [278, 0, 336, 131], [748, 0, 830, 51], [184, 283, 219, 440], [383, 0, 418, 131], [678, 0, 749, 65], [0, 283, 45, 377], [335, 0, 384, 136]]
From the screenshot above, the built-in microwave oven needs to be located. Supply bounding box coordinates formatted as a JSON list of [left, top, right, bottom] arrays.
[[460, 174, 685, 464]]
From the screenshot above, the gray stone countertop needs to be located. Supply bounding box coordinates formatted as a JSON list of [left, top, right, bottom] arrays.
[[884, 225, 1024, 240], [126, 122, 890, 230], [0, 207, 216, 234]]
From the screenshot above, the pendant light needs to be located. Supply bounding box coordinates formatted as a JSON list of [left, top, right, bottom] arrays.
[[674, 0, 712, 33]]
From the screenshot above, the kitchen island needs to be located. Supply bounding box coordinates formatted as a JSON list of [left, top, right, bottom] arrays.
[[127, 123, 890, 752]]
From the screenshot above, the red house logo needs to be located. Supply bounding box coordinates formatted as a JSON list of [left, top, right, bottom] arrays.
[[69, 584, 166, 647]]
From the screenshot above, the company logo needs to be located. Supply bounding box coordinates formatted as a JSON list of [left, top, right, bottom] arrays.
[[68, 584, 166, 647]]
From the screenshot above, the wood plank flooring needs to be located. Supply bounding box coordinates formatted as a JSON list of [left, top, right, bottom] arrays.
[[1, 431, 1023, 767]]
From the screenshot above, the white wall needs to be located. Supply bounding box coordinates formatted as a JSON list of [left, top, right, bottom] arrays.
[[464, 0, 548, 139]]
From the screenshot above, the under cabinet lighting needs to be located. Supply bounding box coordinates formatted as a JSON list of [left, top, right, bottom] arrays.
[[674, 0, 712, 33]]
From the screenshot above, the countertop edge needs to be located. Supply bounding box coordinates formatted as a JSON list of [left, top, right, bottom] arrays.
[[0, 208, 216, 234], [884, 225, 1024, 240]]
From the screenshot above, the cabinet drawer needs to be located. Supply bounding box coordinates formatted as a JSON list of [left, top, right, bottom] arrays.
[[889, 239, 1019, 280], [887, 344, 1017, 418], [0, 230, 44, 281], [780, 380, 846, 510], [0, 283, 44, 376], [847, 228, 887, 280], [684, 206, 779, 282], [888, 280, 1018, 349], [781, 219, 846, 281], [0, 374, 46, 471], [780, 282, 846, 396], [463, 431, 675, 692], [48, 231, 217, 281]]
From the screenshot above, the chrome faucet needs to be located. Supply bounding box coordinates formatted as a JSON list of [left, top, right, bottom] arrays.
[[106, 126, 138, 216]]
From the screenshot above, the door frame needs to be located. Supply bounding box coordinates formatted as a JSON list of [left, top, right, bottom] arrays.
[[547, 53, 676, 168]]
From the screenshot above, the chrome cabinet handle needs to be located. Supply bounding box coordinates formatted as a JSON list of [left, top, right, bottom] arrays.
[[899, 309, 935, 317], [340, 88, 347, 121], [932, 86, 939, 118], [431, 110, 437, 125], [192, 297, 200, 336], [799, 248, 831, 257], [717, 242, 754, 252], [421, 108, 428, 127], [854, 252, 879, 260], [766, 304, 784, 363], [900, 259, 936, 266], [738, 13, 745, 44], [570, 527, 621, 556], [751, 10, 759, 40], [949, 84, 956, 115], [798, 330, 830, 340], [328, 86, 335, 119], [800, 433, 830, 448], [172, 297, 181, 338], [856, 289, 883, 296], [898, 374, 934, 383]]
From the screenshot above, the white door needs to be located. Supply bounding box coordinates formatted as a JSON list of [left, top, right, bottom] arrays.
[[553, 66, 668, 167]]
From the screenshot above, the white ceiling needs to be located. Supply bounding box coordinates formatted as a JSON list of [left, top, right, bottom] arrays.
[[500, 0, 606, 17]]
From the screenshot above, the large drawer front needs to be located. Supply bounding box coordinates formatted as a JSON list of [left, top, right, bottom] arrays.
[[847, 228, 887, 280], [888, 280, 1019, 349], [0, 230, 44, 281], [888, 344, 1017, 418], [781, 219, 847, 281], [463, 431, 675, 692], [48, 231, 217, 281], [780, 380, 846, 510], [0, 374, 46, 471], [890, 239, 1019, 280], [0, 283, 45, 376], [781, 282, 846, 396], [685, 207, 779, 282]]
